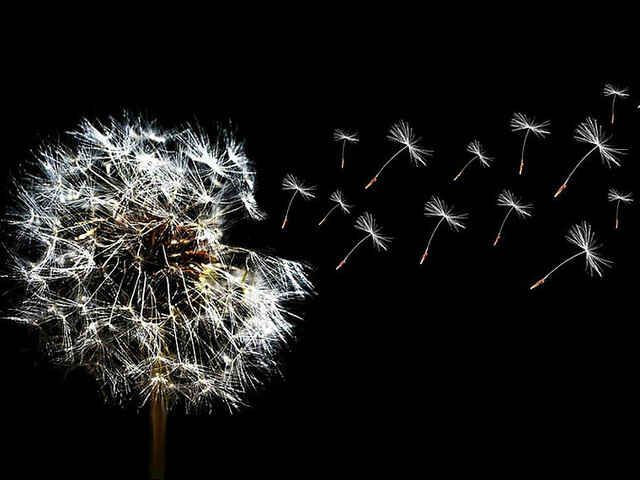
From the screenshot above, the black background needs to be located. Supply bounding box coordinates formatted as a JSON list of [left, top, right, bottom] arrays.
[[1, 9, 638, 478]]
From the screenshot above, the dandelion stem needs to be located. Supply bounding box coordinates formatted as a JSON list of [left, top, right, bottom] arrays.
[[554, 145, 599, 197], [494, 207, 514, 246], [366, 146, 407, 188], [615, 200, 620, 229], [149, 392, 168, 479], [282, 190, 299, 228], [421, 217, 445, 264], [341, 140, 347, 169], [453, 156, 477, 181], [530, 251, 584, 289], [519, 129, 530, 175], [319, 204, 339, 226], [337, 235, 369, 269]]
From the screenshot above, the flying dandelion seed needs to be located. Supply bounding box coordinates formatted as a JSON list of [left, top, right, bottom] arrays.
[[420, 196, 467, 264], [365, 120, 432, 189], [510, 113, 550, 175], [281, 174, 316, 228], [453, 140, 493, 181], [336, 212, 391, 270], [604, 84, 629, 124], [530, 221, 611, 289], [607, 188, 633, 229], [554, 118, 625, 197], [2, 115, 313, 478], [493, 190, 533, 246], [318, 190, 352, 226], [333, 129, 359, 169]]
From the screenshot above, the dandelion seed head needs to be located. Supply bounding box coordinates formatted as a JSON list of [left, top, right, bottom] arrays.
[[282, 174, 316, 199], [604, 84, 630, 98], [387, 120, 433, 166], [354, 212, 392, 250], [607, 189, 634, 203], [466, 140, 493, 167], [329, 190, 352, 213], [424, 196, 468, 231], [574, 118, 626, 167], [510, 112, 551, 137], [565, 221, 612, 277], [4, 114, 313, 412], [497, 189, 533, 218], [333, 129, 359, 143]]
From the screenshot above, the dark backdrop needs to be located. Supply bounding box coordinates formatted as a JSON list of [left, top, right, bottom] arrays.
[[1, 11, 637, 479]]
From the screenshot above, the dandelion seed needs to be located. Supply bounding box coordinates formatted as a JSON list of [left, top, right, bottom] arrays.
[[604, 84, 629, 124], [510, 112, 550, 175], [554, 118, 625, 198], [530, 221, 611, 289], [336, 212, 391, 270], [493, 190, 533, 246], [281, 174, 316, 228], [318, 190, 352, 226], [334, 129, 359, 169], [453, 140, 493, 181], [365, 120, 432, 189], [607, 188, 633, 229], [2, 114, 313, 477], [420, 196, 467, 264]]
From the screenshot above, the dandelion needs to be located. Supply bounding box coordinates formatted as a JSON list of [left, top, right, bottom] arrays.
[[420, 196, 467, 264], [2, 115, 313, 478], [554, 118, 625, 197], [510, 112, 550, 175], [604, 84, 629, 124], [607, 188, 633, 229], [334, 129, 359, 169], [318, 190, 352, 226], [493, 190, 533, 246], [530, 221, 611, 289], [281, 174, 316, 228], [365, 120, 432, 189], [336, 212, 391, 270], [453, 140, 493, 181]]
